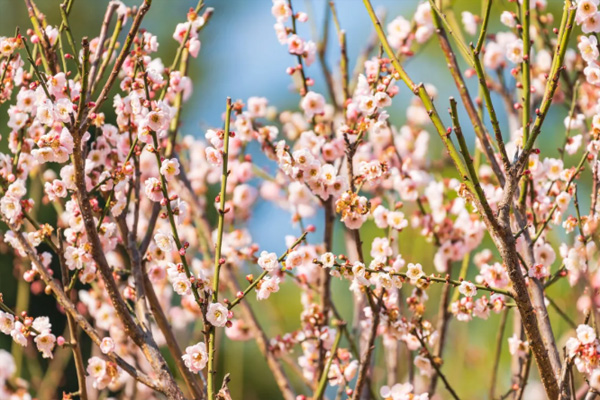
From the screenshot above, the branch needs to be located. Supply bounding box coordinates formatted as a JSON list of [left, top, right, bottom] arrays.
[[4, 221, 162, 393], [207, 97, 233, 400]]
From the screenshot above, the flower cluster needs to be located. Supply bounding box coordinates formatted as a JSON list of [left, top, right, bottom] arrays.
[[0, 0, 598, 399]]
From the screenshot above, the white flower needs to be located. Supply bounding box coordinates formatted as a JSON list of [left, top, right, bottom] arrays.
[[11, 322, 27, 347], [576, 0, 599, 25], [257, 276, 280, 300], [0, 311, 14, 335], [34, 331, 56, 358], [387, 211, 408, 231], [87, 356, 111, 389], [205, 146, 223, 166], [377, 273, 393, 290], [461, 11, 477, 35], [578, 35, 599, 63], [247, 96, 268, 118], [154, 231, 175, 252], [577, 324, 597, 344], [406, 263, 424, 284], [506, 39, 524, 64], [585, 64, 600, 85], [458, 281, 477, 297], [206, 302, 228, 327], [160, 158, 180, 181], [387, 16, 411, 48], [285, 250, 303, 269], [320, 252, 335, 268], [182, 342, 208, 373], [508, 334, 529, 358], [534, 241, 556, 268], [32, 316, 51, 333], [500, 11, 516, 27], [380, 382, 414, 399], [172, 273, 192, 296], [100, 337, 115, 354], [258, 251, 280, 272], [300, 91, 325, 118], [1, 195, 22, 224]]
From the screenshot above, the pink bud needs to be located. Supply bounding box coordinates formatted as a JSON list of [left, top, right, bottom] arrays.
[[296, 12, 308, 22], [23, 270, 35, 282], [57, 336, 65, 346], [236, 291, 243, 298]]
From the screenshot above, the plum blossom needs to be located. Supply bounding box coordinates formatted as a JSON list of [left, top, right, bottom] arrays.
[[207, 302, 228, 327], [183, 342, 208, 373]]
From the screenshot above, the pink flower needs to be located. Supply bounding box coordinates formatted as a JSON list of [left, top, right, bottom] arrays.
[[32, 128, 74, 163], [34, 331, 56, 358], [144, 177, 164, 202], [172, 273, 192, 296], [287, 34, 304, 55], [160, 158, 180, 181], [188, 37, 201, 58], [271, 0, 291, 22], [182, 342, 208, 373], [458, 281, 477, 297], [576, 0, 599, 25], [0, 311, 14, 334], [205, 146, 222, 166], [247, 96, 268, 118], [579, 35, 599, 63], [508, 334, 529, 358], [300, 92, 325, 118], [257, 276, 280, 300], [154, 231, 175, 252], [284, 250, 303, 269], [100, 337, 115, 354], [87, 356, 112, 389], [258, 251, 280, 272], [506, 39, 524, 64], [461, 11, 477, 35], [232, 184, 257, 209]]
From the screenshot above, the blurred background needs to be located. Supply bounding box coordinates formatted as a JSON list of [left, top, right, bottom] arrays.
[[0, 0, 579, 399]]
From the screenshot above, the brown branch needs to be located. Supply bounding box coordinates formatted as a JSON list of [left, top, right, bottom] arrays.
[[86, 1, 119, 101], [71, 58, 184, 398], [58, 233, 88, 400], [428, 261, 453, 396], [431, 4, 507, 184], [142, 264, 206, 399]]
